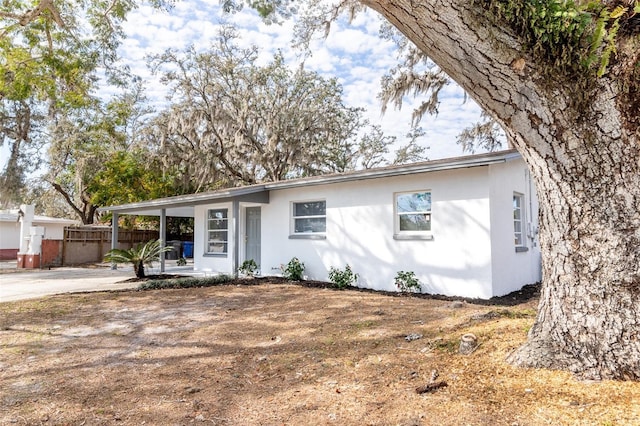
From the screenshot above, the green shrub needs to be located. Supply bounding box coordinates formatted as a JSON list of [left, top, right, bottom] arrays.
[[281, 257, 305, 281], [177, 257, 187, 266], [104, 239, 172, 279], [138, 274, 233, 290], [394, 271, 421, 293], [238, 259, 258, 276], [328, 264, 358, 289]]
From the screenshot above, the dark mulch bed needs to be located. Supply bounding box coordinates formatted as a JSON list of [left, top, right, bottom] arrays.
[[125, 274, 540, 307], [291, 278, 541, 307], [120, 274, 191, 283]]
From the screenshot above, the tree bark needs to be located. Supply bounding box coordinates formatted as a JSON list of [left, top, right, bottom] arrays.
[[49, 181, 96, 225], [362, 0, 640, 379], [134, 261, 145, 279]]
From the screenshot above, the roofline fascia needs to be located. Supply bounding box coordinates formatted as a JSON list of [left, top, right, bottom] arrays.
[[98, 150, 521, 214], [264, 151, 516, 190], [98, 185, 268, 213]]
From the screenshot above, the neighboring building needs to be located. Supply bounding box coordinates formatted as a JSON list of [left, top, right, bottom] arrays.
[[0, 210, 77, 261], [100, 150, 541, 299]]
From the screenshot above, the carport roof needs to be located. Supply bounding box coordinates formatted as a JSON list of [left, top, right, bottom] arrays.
[[98, 149, 521, 217], [96, 186, 270, 217]]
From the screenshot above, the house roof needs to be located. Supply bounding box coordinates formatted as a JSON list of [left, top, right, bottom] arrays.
[[0, 211, 78, 225], [98, 149, 522, 217]]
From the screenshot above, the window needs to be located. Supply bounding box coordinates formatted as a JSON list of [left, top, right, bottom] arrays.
[[292, 201, 326, 234], [206, 209, 228, 255], [395, 191, 432, 238], [513, 193, 525, 248]]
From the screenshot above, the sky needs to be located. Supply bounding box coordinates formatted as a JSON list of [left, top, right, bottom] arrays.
[[115, 0, 498, 161]]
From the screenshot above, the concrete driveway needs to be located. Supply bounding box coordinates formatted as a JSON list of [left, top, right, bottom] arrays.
[[0, 262, 196, 302]]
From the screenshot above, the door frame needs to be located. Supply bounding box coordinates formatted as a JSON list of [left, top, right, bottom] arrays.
[[244, 206, 261, 270]]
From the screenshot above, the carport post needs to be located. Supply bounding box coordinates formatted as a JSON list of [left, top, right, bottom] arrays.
[[160, 208, 166, 273], [110, 212, 118, 270], [233, 200, 239, 277]]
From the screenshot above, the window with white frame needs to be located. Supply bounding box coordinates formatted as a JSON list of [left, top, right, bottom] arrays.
[[395, 191, 432, 235], [513, 193, 525, 248], [292, 201, 326, 234], [206, 208, 228, 255]]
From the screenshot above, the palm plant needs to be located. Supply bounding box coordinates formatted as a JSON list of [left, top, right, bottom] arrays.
[[104, 239, 172, 279]]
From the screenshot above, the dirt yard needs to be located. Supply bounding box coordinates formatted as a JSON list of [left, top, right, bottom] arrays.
[[1, 281, 639, 425]]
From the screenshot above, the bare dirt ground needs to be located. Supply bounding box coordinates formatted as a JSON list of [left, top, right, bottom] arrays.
[[1, 280, 639, 425]]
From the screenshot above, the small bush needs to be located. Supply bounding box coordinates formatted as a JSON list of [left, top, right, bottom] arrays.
[[394, 270, 421, 293], [328, 264, 358, 289], [177, 257, 187, 266], [238, 259, 258, 276], [104, 239, 172, 279], [138, 275, 234, 290], [281, 257, 305, 281]]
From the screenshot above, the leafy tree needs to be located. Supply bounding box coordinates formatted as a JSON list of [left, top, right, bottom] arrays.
[[393, 127, 429, 165], [88, 151, 176, 207], [43, 84, 151, 224], [147, 26, 391, 185], [355, 125, 394, 170], [141, 110, 230, 194], [0, 0, 142, 208], [456, 112, 506, 154], [104, 239, 172, 279]]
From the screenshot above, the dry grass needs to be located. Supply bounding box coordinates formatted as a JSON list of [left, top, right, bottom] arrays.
[[1, 283, 639, 425]]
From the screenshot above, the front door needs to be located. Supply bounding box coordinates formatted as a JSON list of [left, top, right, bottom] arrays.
[[245, 207, 261, 269]]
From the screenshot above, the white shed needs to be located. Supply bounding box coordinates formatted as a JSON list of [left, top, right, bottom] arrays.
[[101, 150, 541, 298]]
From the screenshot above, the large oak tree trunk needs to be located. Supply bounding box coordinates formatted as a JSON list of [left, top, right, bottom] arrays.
[[363, 0, 640, 379], [509, 116, 640, 380]]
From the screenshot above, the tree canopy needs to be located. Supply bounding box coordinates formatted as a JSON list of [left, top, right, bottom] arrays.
[[0, 0, 138, 206], [144, 26, 422, 187]]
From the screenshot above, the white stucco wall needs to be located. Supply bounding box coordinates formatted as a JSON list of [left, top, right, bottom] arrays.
[[0, 220, 69, 249], [489, 159, 542, 296], [260, 166, 495, 298], [0, 222, 20, 249], [191, 157, 541, 298], [34, 221, 68, 240], [193, 203, 235, 274]]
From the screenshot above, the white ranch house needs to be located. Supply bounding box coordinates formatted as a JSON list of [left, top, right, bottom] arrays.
[[101, 150, 541, 299]]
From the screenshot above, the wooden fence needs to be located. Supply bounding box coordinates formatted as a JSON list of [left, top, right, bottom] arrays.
[[62, 226, 159, 265]]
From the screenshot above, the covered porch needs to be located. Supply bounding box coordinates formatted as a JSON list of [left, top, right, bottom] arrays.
[[98, 186, 270, 274]]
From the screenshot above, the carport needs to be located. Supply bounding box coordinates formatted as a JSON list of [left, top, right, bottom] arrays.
[[98, 186, 269, 273]]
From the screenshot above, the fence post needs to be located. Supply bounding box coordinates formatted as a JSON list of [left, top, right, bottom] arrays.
[[111, 213, 119, 270], [98, 228, 104, 260], [62, 227, 68, 266]]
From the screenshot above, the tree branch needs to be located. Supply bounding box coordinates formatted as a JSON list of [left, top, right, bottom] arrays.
[[48, 180, 87, 223], [9, 0, 66, 28]]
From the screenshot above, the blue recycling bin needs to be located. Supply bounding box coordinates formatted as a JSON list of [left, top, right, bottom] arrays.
[[183, 241, 194, 258]]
